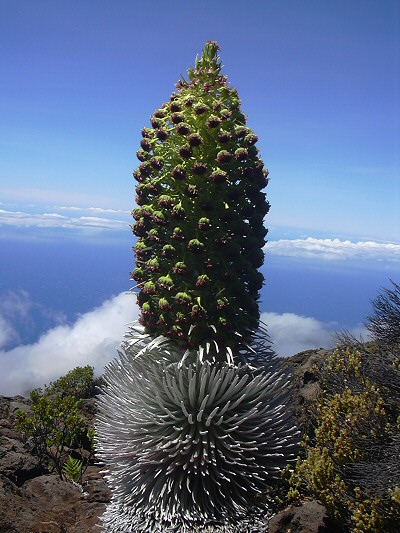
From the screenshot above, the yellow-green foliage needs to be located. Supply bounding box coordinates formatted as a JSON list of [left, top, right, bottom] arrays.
[[48, 364, 95, 398], [287, 346, 400, 532], [63, 455, 84, 483]]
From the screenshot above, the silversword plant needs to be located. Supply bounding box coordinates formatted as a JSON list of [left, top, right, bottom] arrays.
[[97, 42, 299, 532]]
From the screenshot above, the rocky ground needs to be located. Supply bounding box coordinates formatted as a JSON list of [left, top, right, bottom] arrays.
[[0, 349, 336, 533]]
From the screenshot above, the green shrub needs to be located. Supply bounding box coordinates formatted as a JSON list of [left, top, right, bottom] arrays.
[[286, 346, 400, 532], [15, 367, 96, 481], [47, 364, 96, 398]]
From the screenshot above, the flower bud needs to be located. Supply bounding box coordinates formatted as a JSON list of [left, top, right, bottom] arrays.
[[216, 150, 233, 164], [172, 227, 185, 241], [187, 239, 204, 253], [155, 128, 169, 141], [131, 268, 144, 282], [171, 113, 185, 124], [179, 144, 193, 159], [146, 258, 161, 272], [136, 149, 149, 162], [176, 123, 191, 135], [172, 262, 188, 275], [157, 275, 174, 290], [170, 102, 183, 112], [153, 109, 166, 118], [143, 281, 156, 294], [207, 115, 221, 128], [188, 133, 203, 147], [235, 148, 248, 161], [185, 184, 198, 198], [218, 130, 232, 143], [159, 298, 170, 310], [196, 274, 210, 287], [193, 103, 208, 114], [150, 157, 164, 170], [150, 117, 162, 129], [161, 244, 176, 258], [198, 217, 211, 230], [210, 170, 228, 184], [192, 162, 208, 175], [175, 292, 192, 304], [141, 127, 152, 138], [171, 204, 185, 219], [158, 195, 175, 208]]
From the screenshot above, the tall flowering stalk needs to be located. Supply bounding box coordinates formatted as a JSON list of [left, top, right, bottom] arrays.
[[131, 41, 269, 355], [97, 42, 299, 532]]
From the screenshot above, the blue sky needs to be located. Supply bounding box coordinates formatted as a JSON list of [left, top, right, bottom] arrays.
[[1, 0, 399, 242], [0, 1, 399, 394]]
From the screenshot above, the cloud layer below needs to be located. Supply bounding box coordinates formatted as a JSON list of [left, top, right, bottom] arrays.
[[0, 292, 139, 396], [0, 208, 129, 231], [0, 292, 367, 396], [266, 237, 400, 262]]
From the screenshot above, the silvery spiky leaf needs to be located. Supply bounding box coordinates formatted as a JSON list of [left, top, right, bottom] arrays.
[[121, 320, 277, 368], [96, 331, 299, 532]]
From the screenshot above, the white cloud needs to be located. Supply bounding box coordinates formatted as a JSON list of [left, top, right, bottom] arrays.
[[0, 316, 17, 350], [266, 237, 400, 262], [0, 290, 34, 348], [54, 206, 131, 215], [0, 209, 129, 231], [0, 292, 139, 396], [261, 311, 367, 357]]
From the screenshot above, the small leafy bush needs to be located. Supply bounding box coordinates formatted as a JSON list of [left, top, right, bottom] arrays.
[[286, 345, 400, 532], [15, 366, 96, 481], [47, 364, 96, 398]]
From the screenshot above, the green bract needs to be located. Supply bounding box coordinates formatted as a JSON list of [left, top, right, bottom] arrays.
[[132, 41, 270, 351]]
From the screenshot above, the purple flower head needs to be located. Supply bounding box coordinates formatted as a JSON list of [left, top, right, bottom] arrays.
[[141, 127, 152, 138], [136, 149, 148, 162], [155, 129, 169, 141], [140, 139, 152, 152], [235, 148, 248, 161], [218, 131, 232, 144], [170, 102, 183, 113], [216, 150, 233, 164], [187, 239, 205, 253], [176, 123, 191, 136], [150, 157, 164, 170], [179, 144, 193, 159], [172, 166, 186, 180], [170, 204, 185, 219], [192, 162, 208, 175], [153, 109, 166, 118], [193, 103, 208, 115], [210, 169, 228, 184], [150, 117, 162, 129], [172, 262, 188, 275], [207, 115, 221, 128], [185, 184, 199, 198], [171, 113, 185, 124], [188, 133, 203, 147]]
